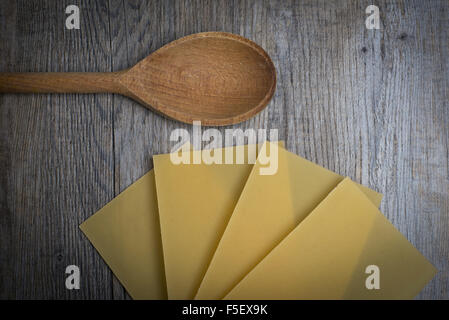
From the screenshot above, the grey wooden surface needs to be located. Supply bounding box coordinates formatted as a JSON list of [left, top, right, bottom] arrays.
[[0, 0, 447, 299]]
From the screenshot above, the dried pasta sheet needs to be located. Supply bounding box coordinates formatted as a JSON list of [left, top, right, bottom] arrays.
[[80, 170, 166, 300], [153, 142, 283, 300], [225, 178, 437, 299], [196, 142, 382, 299]]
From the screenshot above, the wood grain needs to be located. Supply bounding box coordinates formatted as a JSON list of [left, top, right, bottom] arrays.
[[0, 0, 447, 299], [0, 72, 125, 94], [0, 0, 115, 299]]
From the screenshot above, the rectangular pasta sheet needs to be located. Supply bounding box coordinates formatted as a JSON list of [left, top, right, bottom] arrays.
[[225, 178, 437, 299]]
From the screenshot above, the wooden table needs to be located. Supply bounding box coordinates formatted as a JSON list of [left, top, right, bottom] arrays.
[[0, 0, 447, 299]]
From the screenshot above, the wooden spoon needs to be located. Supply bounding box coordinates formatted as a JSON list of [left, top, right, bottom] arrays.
[[0, 32, 276, 126]]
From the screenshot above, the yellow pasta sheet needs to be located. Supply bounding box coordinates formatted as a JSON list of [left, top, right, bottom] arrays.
[[80, 170, 166, 299], [225, 178, 437, 299], [196, 142, 382, 299], [153, 142, 283, 299]]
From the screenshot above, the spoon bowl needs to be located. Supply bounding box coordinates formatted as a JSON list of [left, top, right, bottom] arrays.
[[120, 32, 276, 125], [0, 32, 276, 126]]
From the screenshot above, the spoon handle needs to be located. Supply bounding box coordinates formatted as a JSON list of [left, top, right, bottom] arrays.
[[0, 71, 126, 94]]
